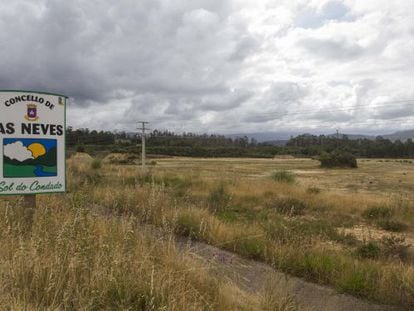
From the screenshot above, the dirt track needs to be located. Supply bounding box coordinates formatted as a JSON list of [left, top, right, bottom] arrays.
[[178, 237, 399, 311]]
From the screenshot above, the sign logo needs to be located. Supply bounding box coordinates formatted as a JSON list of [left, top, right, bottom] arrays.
[[25, 104, 39, 121]]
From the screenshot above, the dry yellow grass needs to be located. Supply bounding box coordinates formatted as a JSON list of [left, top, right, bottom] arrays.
[[1, 154, 414, 309]]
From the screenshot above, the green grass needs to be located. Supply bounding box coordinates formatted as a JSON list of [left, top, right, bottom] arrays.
[[271, 170, 296, 183], [362, 206, 394, 220]]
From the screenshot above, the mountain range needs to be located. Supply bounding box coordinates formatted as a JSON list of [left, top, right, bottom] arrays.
[[228, 129, 414, 144], [4, 146, 57, 167]]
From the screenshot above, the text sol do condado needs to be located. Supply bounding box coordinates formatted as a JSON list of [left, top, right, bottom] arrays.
[[0, 181, 63, 193]]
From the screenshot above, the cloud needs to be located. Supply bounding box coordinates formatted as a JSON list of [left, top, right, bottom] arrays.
[[4, 141, 34, 162], [299, 37, 363, 61], [1, 0, 414, 133]]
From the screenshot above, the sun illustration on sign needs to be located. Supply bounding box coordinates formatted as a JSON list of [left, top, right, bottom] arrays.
[[27, 143, 46, 158]]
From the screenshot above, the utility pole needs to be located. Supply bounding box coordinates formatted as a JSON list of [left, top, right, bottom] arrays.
[[336, 129, 339, 149], [137, 121, 150, 170]]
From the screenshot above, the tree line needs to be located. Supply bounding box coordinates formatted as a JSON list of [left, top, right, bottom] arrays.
[[66, 128, 414, 158]]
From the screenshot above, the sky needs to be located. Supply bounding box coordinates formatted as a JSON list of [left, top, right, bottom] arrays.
[[1, 0, 414, 134]]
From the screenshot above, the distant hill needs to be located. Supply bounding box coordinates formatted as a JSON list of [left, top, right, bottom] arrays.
[[382, 130, 414, 141], [226, 131, 303, 143], [326, 133, 375, 140], [228, 129, 414, 144], [327, 130, 414, 142], [4, 146, 57, 166]]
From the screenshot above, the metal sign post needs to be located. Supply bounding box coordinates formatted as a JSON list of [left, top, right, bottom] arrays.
[[23, 194, 36, 230]]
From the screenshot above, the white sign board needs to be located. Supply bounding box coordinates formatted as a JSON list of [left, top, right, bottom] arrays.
[[0, 90, 66, 195]]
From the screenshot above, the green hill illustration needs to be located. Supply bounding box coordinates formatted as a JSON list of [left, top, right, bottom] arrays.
[[3, 138, 57, 178]]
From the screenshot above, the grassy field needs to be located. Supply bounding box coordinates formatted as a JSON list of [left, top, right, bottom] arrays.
[[1, 154, 414, 309]]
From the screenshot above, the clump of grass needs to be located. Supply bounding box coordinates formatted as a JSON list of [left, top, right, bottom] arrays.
[[356, 242, 382, 259], [306, 187, 321, 194], [334, 232, 359, 246], [266, 197, 307, 216], [216, 205, 261, 223], [362, 206, 394, 220], [261, 279, 299, 311], [231, 235, 266, 260], [264, 218, 339, 246], [175, 211, 207, 241], [377, 219, 408, 232], [207, 183, 232, 213], [271, 170, 296, 183], [362, 206, 407, 232], [356, 237, 412, 262], [380, 236, 412, 261], [336, 265, 378, 298], [91, 158, 102, 170]]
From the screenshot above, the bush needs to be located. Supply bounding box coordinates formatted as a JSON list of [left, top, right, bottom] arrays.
[[76, 144, 86, 153], [266, 197, 307, 216], [356, 237, 412, 262], [356, 242, 381, 259], [306, 187, 321, 194], [207, 183, 232, 213], [271, 170, 296, 183], [380, 236, 412, 261], [91, 158, 102, 170], [319, 151, 357, 168], [377, 220, 407, 232], [175, 213, 205, 240], [362, 206, 393, 220]]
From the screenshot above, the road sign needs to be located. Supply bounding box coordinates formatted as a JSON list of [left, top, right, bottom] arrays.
[[0, 90, 66, 195]]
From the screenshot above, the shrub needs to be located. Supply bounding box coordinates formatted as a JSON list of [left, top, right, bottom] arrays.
[[319, 151, 357, 168], [207, 183, 231, 213], [380, 236, 412, 261], [337, 266, 378, 298], [267, 197, 307, 216], [271, 170, 296, 183], [377, 220, 407, 232], [175, 212, 205, 240], [76, 144, 86, 152], [231, 236, 266, 260], [362, 206, 393, 220], [306, 187, 321, 194], [91, 158, 102, 170], [356, 242, 381, 259], [335, 232, 359, 246]]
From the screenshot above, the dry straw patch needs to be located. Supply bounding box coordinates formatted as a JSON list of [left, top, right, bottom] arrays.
[[4, 155, 413, 309], [0, 196, 270, 310]]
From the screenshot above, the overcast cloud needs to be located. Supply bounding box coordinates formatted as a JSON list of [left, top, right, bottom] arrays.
[[1, 0, 414, 133]]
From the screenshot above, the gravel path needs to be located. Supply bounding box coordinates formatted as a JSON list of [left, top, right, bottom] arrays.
[[177, 237, 399, 311]]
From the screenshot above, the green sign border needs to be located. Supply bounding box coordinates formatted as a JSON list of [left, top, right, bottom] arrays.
[[0, 90, 67, 196]]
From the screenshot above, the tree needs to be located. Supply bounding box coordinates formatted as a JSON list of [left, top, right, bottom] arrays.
[[319, 151, 357, 168]]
